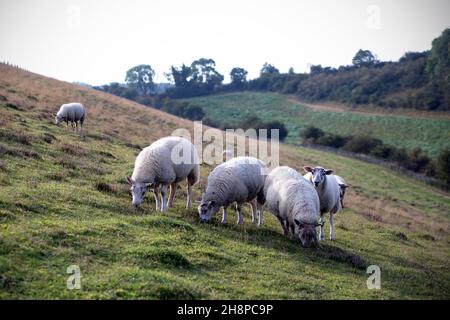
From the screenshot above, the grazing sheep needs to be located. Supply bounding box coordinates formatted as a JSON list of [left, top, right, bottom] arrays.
[[198, 156, 268, 225], [334, 175, 349, 209], [55, 102, 86, 132], [303, 166, 342, 241], [264, 166, 321, 248], [126, 136, 200, 212]]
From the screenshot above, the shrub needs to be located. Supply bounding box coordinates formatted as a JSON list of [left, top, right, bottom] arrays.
[[343, 136, 383, 154]]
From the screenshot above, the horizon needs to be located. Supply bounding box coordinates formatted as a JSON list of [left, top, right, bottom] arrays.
[[1, 0, 449, 86]]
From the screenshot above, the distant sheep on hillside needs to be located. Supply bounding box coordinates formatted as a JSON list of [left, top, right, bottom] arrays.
[[55, 102, 86, 132]]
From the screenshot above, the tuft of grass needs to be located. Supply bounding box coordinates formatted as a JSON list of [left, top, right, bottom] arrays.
[[0, 129, 32, 145], [95, 181, 115, 194], [133, 248, 193, 269]]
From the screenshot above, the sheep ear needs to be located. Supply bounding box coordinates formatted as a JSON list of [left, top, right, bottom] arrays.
[[125, 176, 134, 185], [303, 166, 313, 173], [325, 169, 334, 175]]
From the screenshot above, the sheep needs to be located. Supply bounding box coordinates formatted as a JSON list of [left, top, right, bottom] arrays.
[[334, 175, 349, 209], [55, 102, 86, 132], [303, 166, 342, 241], [126, 136, 200, 212], [198, 156, 268, 226], [264, 166, 321, 248]]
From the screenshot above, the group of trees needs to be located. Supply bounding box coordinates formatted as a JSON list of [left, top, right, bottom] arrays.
[[302, 126, 450, 186], [237, 29, 449, 111], [165, 58, 224, 98]]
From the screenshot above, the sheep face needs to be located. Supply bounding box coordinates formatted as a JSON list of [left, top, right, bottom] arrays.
[[198, 200, 220, 222], [126, 176, 153, 208], [55, 115, 64, 125], [304, 166, 333, 188], [294, 219, 319, 248]]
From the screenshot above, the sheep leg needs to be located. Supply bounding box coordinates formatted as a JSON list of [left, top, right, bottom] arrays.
[[330, 213, 335, 241], [75, 121, 78, 132], [71, 122, 75, 131], [186, 184, 192, 209], [258, 203, 263, 227], [160, 185, 169, 212], [221, 206, 228, 224], [319, 214, 326, 241], [153, 187, 161, 211], [168, 183, 177, 208], [276, 216, 289, 235], [250, 199, 258, 224], [236, 204, 244, 225]]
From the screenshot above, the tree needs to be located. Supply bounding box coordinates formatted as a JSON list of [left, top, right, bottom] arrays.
[[426, 28, 450, 92], [230, 67, 248, 87], [437, 149, 450, 184], [125, 64, 155, 95], [166, 64, 192, 87], [352, 49, 379, 67], [260, 63, 279, 76], [190, 58, 224, 90]]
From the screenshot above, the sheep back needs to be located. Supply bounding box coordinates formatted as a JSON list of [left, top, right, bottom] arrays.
[[265, 166, 320, 225], [203, 157, 268, 206], [131, 136, 199, 185], [57, 103, 86, 123]]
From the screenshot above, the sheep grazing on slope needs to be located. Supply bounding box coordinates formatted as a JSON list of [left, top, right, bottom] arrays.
[[264, 166, 321, 248], [55, 102, 86, 132], [303, 166, 342, 241], [126, 136, 200, 212], [198, 156, 268, 225], [334, 175, 349, 209]]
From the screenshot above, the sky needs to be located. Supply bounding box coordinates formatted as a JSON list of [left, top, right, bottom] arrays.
[[0, 0, 449, 85]]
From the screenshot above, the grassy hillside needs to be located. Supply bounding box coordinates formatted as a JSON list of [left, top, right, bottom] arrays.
[[182, 92, 450, 159], [1, 64, 449, 299]]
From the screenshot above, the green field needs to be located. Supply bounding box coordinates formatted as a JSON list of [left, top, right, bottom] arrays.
[[1, 65, 450, 299], [182, 92, 450, 158]]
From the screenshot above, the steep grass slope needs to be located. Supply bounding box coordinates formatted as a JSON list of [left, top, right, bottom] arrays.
[[1, 64, 449, 299], [182, 92, 450, 158]]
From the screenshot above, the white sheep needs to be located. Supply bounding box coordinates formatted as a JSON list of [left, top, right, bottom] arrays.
[[303, 166, 342, 241], [198, 156, 268, 225], [264, 166, 321, 248], [55, 102, 86, 132], [334, 175, 349, 209], [126, 136, 200, 212]]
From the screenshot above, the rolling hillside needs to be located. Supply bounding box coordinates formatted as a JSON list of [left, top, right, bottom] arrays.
[[1, 64, 449, 299], [182, 92, 450, 159]]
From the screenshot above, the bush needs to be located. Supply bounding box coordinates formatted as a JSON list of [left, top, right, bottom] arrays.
[[302, 126, 324, 141], [343, 136, 383, 154], [316, 134, 348, 149], [437, 149, 450, 184]]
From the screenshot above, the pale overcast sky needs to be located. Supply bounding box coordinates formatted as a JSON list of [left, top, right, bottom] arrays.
[[0, 0, 449, 85]]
